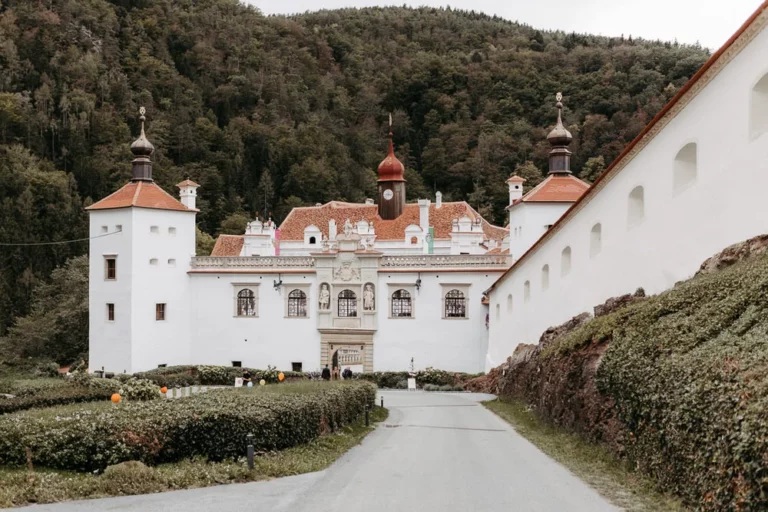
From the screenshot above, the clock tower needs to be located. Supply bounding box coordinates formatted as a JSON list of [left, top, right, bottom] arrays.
[[377, 121, 406, 220]]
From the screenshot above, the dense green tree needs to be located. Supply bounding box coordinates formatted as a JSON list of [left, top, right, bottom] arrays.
[[1, 255, 88, 364]]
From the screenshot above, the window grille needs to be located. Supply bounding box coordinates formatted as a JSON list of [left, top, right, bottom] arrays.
[[287, 289, 307, 317], [338, 290, 357, 317], [237, 289, 256, 316], [445, 289, 466, 318], [391, 289, 412, 317]]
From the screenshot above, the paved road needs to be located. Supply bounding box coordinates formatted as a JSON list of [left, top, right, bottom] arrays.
[[19, 391, 617, 512]]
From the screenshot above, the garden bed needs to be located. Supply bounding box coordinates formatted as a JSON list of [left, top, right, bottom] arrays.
[[0, 381, 376, 472]]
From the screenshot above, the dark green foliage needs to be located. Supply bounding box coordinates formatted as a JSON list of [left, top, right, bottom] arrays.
[[0, 382, 376, 472], [358, 368, 475, 388], [133, 365, 306, 387], [543, 254, 768, 510], [0, 1, 709, 340], [0, 385, 113, 415]]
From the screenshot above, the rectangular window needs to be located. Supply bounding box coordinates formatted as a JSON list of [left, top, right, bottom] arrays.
[[100, 226, 108, 234], [168, 227, 176, 236], [107, 303, 115, 321], [105, 257, 116, 280], [168, 258, 176, 267], [150, 226, 159, 234], [158, 364, 167, 368], [292, 362, 303, 372], [116, 225, 122, 232], [156, 303, 166, 321], [150, 258, 158, 266], [232, 361, 242, 368]]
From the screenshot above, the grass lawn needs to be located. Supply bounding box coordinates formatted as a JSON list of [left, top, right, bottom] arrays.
[[484, 398, 687, 512], [0, 403, 387, 508]]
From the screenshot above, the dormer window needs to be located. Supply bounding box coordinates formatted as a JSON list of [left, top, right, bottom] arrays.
[[309, 236, 316, 244]]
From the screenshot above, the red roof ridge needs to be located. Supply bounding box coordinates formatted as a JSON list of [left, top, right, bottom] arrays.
[[87, 181, 195, 212], [488, 0, 768, 293], [132, 181, 143, 206]]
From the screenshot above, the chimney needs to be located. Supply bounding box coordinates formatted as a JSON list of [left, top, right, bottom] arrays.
[[176, 179, 200, 210], [418, 199, 430, 233], [506, 175, 525, 206], [435, 191, 442, 209], [328, 219, 337, 240]]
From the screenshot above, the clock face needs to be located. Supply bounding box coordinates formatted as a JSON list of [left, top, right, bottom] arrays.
[[383, 189, 394, 201]]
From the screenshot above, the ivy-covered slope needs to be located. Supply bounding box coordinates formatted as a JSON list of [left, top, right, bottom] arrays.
[[497, 236, 768, 510]]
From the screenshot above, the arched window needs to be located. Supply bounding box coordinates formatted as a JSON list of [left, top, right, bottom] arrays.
[[309, 236, 316, 245], [628, 186, 644, 228], [590, 223, 602, 257], [507, 294, 513, 313], [338, 290, 357, 317], [524, 281, 531, 302], [444, 289, 466, 318], [750, 72, 768, 140], [391, 289, 412, 317], [237, 289, 256, 316], [561, 247, 572, 277], [495, 303, 500, 320], [541, 264, 550, 290], [673, 143, 697, 193], [287, 289, 307, 317]]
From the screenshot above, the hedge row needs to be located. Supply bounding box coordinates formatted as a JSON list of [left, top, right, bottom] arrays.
[[0, 381, 376, 472], [357, 368, 481, 388], [515, 249, 768, 510], [133, 365, 306, 388], [0, 385, 113, 415]]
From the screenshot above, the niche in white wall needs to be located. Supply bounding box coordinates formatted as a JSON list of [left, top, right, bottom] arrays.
[[524, 281, 531, 303], [673, 142, 697, 194], [561, 247, 572, 277], [628, 186, 645, 228], [507, 294, 513, 313], [541, 264, 550, 290], [590, 223, 602, 257], [750, 72, 768, 140]]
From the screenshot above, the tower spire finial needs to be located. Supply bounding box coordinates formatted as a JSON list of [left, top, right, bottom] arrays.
[[130, 106, 155, 181], [546, 92, 573, 175]]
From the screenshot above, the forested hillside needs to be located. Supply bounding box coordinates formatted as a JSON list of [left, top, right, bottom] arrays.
[[0, 0, 709, 342]]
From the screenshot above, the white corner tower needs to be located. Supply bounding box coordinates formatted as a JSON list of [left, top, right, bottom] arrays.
[[86, 107, 198, 374]]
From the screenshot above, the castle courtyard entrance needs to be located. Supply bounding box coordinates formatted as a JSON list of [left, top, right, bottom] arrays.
[[320, 330, 374, 373]]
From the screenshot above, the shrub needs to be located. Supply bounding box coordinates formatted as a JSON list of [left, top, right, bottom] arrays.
[[0, 381, 376, 472], [0, 385, 113, 415], [34, 362, 61, 378], [395, 379, 408, 389], [100, 461, 164, 495], [416, 367, 455, 386], [134, 366, 307, 387], [119, 379, 161, 401], [0, 378, 66, 398]]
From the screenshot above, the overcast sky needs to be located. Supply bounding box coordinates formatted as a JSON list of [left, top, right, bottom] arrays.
[[248, 0, 761, 50]]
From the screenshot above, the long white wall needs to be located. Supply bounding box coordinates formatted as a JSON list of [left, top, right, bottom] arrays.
[[487, 22, 768, 369]]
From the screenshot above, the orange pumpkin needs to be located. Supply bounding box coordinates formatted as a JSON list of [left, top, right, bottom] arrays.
[[160, 387, 168, 394], [278, 372, 285, 382], [111, 393, 121, 403]]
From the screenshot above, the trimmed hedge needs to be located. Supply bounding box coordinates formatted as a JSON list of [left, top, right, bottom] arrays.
[[0, 385, 113, 415], [358, 368, 479, 388], [133, 365, 306, 388], [0, 381, 376, 472], [525, 252, 768, 510]]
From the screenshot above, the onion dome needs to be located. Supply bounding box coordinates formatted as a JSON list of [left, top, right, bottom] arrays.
[[547, 92, 573, 147], [130, 107, 155, 158], [377, 131, 406, 182]]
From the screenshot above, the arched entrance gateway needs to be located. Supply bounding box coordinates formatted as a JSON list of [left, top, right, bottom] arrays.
[[331, 345, 365, 374]]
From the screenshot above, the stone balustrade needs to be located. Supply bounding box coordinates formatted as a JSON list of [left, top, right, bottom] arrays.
[[190, 254, 510, 269], [380, 254, 512, 268], [190, 256, 315, 269]]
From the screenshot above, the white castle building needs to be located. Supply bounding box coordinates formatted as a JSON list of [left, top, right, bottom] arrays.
[[88, 109, 587, 375], [91, 1, 768, 376]]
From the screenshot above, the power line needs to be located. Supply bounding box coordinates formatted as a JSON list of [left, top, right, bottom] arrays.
[[0, 230, 121, 247]]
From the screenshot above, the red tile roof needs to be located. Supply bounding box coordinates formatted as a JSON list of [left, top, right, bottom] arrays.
[[278, 201, 507, 241], [507, 175, 589, 209], [488, 0, 768, 293], [211, 234, 245, 256], [86, 181, 195, 212], [176, 179, 200, 188]]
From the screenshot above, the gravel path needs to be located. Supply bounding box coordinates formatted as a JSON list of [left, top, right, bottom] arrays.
[[18, 391, 618, 512]]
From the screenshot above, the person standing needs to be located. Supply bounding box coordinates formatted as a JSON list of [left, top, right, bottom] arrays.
[[343, 367, 352, 379], [243, 369, 253, 387], [321, 365, 331, 381]]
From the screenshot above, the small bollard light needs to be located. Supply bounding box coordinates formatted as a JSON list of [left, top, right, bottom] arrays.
[[380, 396, 384, 408], [246, 433, 254, 470], [365, 403, 369, 427]]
